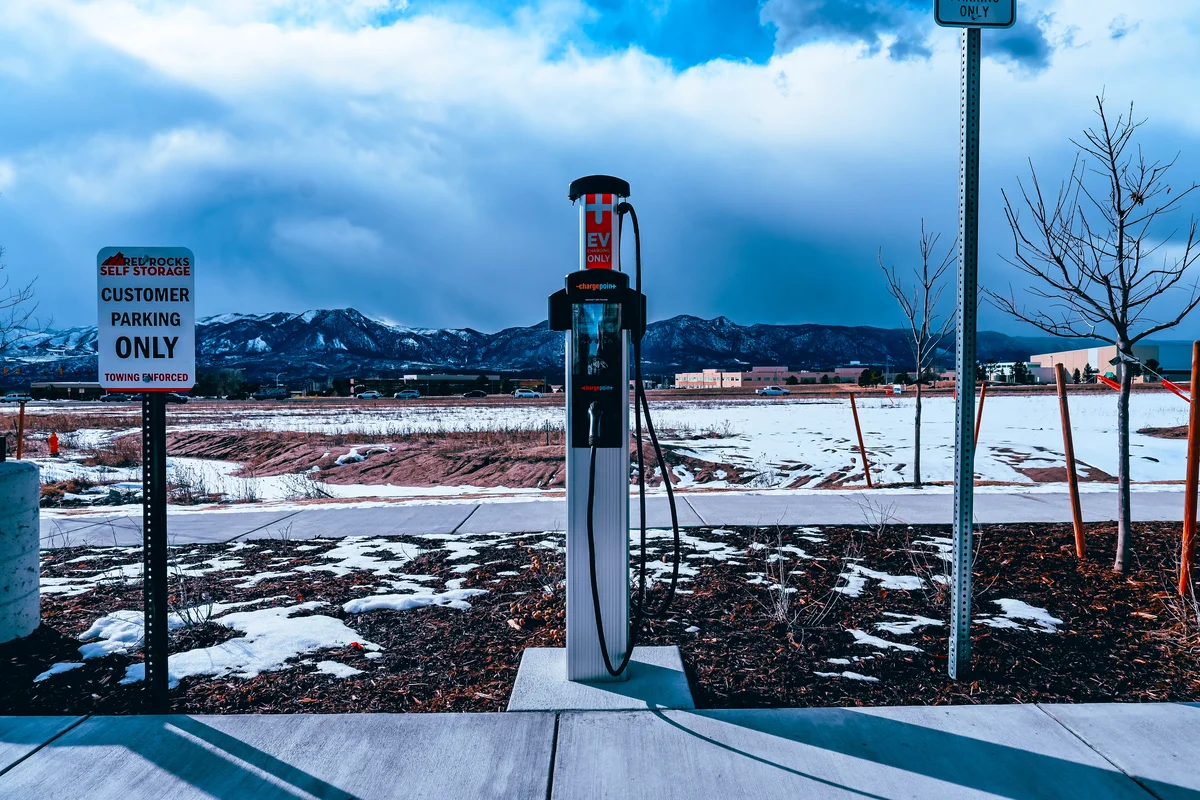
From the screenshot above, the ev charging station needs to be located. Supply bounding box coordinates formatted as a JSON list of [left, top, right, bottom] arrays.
[[551, 176, 640, 681], [507, 176, 691, 708]]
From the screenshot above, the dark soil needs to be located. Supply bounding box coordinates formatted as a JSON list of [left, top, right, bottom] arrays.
[[4, 521, 1198, 715], [1140, 425, 1188, 440], [164, 428, 742, 492]]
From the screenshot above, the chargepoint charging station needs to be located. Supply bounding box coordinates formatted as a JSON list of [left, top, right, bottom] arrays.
[[507, 176, 691, 709]]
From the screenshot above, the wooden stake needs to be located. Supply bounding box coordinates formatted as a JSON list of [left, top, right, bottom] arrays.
[[849, 392, 872, 489], [15, 401, 26, 460], [1055, 364, 1085, 559], [1180, 341, 1200, 595], [974, 381, 988, 449]]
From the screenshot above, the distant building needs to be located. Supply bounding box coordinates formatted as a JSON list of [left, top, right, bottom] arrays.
[[984, 362, 1056, 385], [1030, 342, 1190, 382], [30, 381, 104, 401], [674, 369, 743, 389], [675, 366, 848, 389]]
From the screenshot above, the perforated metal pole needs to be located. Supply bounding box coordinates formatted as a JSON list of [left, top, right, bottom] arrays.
[[142, 392, 170, 711], [950, 26, 981, 681]]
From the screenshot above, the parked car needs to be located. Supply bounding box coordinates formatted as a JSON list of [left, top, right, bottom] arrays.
[[165, 393, 189, 404], [358, 391, 382, 399], [512, 388, 542, 399], [226, 391, 250, 400], [462, 389, 488, 398], [99, 393, 134, 402], [394, 389, 420, 399], [252, 387, 290, 401], [755, 386, 791, 396], [1, 392, 32, 403]]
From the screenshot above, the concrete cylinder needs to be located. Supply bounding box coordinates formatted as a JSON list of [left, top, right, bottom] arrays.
[[0, 460, 40, 643]]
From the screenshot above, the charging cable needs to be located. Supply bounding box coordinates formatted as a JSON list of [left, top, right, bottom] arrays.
[[583, 201, 682, 677]]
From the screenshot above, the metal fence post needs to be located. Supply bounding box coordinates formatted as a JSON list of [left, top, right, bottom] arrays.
[[950, 25, 981, 681]]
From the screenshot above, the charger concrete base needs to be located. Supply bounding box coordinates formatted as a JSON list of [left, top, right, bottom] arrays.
[[507, 646, 694, 711], [0, 460, 40, 644]]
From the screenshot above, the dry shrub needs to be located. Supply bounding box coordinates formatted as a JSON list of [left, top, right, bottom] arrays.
[[39, 478, 95, 505], [85, 434, 142, 467]]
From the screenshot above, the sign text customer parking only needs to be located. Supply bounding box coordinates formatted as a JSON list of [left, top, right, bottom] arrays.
[[97, 247, 195, 392]]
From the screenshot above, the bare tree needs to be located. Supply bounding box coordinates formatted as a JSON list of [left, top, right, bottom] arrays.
[[880, 221, 956, 488], [0, 242, 39, 351], [986, 95, 1200, 572]]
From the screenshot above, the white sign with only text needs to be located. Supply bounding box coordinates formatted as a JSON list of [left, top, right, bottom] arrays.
[[935, 0, 1015, 28], [97, 246, 196, 392]]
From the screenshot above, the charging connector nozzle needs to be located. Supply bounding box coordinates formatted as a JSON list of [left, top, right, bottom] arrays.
[[587, 402, 601, 447]]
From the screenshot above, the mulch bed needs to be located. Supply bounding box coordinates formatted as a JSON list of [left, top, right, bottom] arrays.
[[3, 521, 1197, 715]]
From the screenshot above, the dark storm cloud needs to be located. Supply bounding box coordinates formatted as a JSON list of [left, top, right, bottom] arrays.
[[760, 0, 930, 60], [984, 14, 1055, 71], [760, 0, 1055, 71], [4, 0, 1199, 340]]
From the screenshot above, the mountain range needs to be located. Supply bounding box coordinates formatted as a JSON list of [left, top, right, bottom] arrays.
[[0, 308, 1068, 386]]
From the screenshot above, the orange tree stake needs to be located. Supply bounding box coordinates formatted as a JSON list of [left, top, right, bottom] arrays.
[[15, 401, 26, 460], [1055, 364, 1086, 559], [1181, 341, 1200, 595], [849, 391, 873, 488], [974, 381, 988, 449]]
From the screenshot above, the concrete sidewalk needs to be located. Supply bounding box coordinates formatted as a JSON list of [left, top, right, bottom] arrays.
[[40, 489, 1187, 548], [2, 703, 1197, 798]]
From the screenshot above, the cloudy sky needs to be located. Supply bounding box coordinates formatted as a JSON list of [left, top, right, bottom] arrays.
[[2, 0, 1199, 335]]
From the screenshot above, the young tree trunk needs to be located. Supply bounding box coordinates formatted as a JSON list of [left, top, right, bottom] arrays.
[[1114, 345, 1134, 572], [914, 377, 923, 488]]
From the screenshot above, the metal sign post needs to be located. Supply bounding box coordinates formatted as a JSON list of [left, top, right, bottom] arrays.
[[951, 25, 981, 681], [935, 0, 1014, 680], [141, 390, 169, 709], [97, 246, 196, 711]]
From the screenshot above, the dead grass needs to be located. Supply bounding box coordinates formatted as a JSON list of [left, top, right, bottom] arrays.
[[83, 434, 142, 468]]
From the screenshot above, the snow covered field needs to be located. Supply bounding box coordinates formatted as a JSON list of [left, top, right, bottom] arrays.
[[650, 392, 1188, 488], [18, 392, 1190, 510]]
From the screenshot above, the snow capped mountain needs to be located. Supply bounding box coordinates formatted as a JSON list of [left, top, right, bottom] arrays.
[[0, 307, 1055, 385]]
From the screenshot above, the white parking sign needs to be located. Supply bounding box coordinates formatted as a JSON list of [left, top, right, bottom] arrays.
[[97, 247, 196, 392], [934, 0, 1015, 28]]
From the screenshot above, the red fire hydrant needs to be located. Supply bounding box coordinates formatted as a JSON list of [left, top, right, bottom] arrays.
[[48, 432, 59, 457]]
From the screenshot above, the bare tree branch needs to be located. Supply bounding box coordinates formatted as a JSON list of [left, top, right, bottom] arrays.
[[983, 94, 1200, 572], [0, 243, 41, 351], [880, 221, 956, 487]]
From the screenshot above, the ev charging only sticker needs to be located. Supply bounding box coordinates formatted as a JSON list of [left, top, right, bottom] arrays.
[[96, 247, 195, 392], [581, 193, 619, 270]]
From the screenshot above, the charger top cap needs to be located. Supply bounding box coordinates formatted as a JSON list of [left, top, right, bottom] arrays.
[[569, 175, 630, 202]]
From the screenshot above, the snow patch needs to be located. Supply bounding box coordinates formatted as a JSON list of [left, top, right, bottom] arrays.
[[342, 588, 487, 613], [978, 599, 1062, 633], [295, 537, 420, 578], [814, 670, 880, 682], [120, 602, 378, 687], [835, 563, 924, 597], [33, 662, 85, 682], [846, 628, 922, 652], [315, 660, 363, 678], [78, 610, 183, 659], [874, 612, 944, 635]]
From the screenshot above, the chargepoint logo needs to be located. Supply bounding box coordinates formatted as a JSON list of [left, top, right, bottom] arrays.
[[577, 282, 617, 291]]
